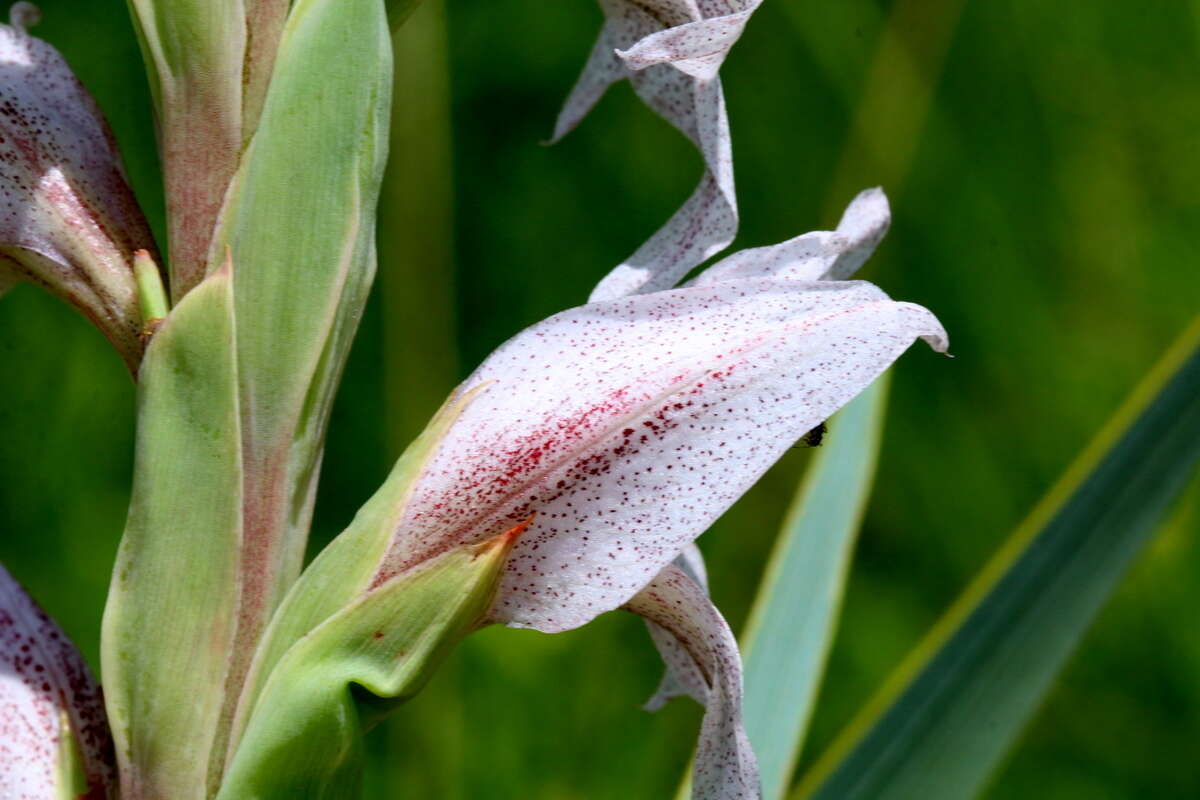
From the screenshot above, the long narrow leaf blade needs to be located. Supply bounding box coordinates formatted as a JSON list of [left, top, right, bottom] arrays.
[[743, 375, 889, 800], [794, 317, 1200, 800]]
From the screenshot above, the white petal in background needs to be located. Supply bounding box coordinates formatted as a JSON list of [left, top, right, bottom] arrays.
[[627, 563, 759, 800], [0, 4, 157, 368], [693, 189, 892, 287], [377, 278, 946, 632], [0, 564, 113, 799], [616, 2, 762, 81], [553, 1, 768, 302]]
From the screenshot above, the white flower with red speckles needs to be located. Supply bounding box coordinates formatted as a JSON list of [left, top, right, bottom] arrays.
[[371, 189, 945, 799]]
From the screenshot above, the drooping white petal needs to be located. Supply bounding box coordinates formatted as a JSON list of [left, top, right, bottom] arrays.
[[616, 5, 761, 81], [693, 188, 892, 287], [588, 79, 733, 302], [627, 564, 759, 800], [645, 542, 709, 709], [0, 564, 114, 799], [553, 1, 767, 302], [0, 5, 156, 368], [549, 21, 624, 144], [376, 278, 946, 632]]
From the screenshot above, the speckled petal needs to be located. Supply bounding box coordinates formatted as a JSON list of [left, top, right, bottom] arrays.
[[645, 542, 710, 709], [627, 564, 759, 800], [693, 188, 892, 287], [549, 23, 624, 144], [550, 0, 701, 143], [0, 564, 114, 800], [375, 278, 946, 633], [589, 75, 734, 301], [0, 4, 157, 369], [616, 4, 760, 81], [553, 0, 767, 302]]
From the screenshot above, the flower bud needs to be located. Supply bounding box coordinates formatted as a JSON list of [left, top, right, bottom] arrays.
[[0, 3, 158, 370]]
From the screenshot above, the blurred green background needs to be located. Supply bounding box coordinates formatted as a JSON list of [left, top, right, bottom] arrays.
[[1, 0, 1198, 797]]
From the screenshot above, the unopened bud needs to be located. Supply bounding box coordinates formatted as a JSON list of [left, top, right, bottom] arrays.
[[0, 3, 159, 371]]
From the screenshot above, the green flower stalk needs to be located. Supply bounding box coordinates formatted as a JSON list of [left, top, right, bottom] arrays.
[[102, 0, 393, 796]]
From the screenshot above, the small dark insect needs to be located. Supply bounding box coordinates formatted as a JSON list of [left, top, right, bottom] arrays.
[[795, 421, 827, 449]]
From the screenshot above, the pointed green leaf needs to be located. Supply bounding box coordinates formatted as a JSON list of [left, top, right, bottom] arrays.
[[224, 392, 473, 760], [101, 266, 242, 800], [205, 0, 392, 749], [794, 317, 1200, 800], [217, 532, 518, 800]]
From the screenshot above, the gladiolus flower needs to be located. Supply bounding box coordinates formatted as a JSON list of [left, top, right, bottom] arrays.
[[0, 3, 158, 370], [0, 564, 115, 800], [364, 189, 944, 798]]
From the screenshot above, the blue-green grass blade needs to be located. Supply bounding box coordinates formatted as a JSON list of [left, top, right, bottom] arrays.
[[793, 316, 1200, 800], [745, 375, 890, 800]]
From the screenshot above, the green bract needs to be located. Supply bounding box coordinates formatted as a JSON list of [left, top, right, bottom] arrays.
[[219, 530, 519, 799], [101, 265, 243, 800], [103, 0, 393, 795], [226, 391, 475, 758]]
